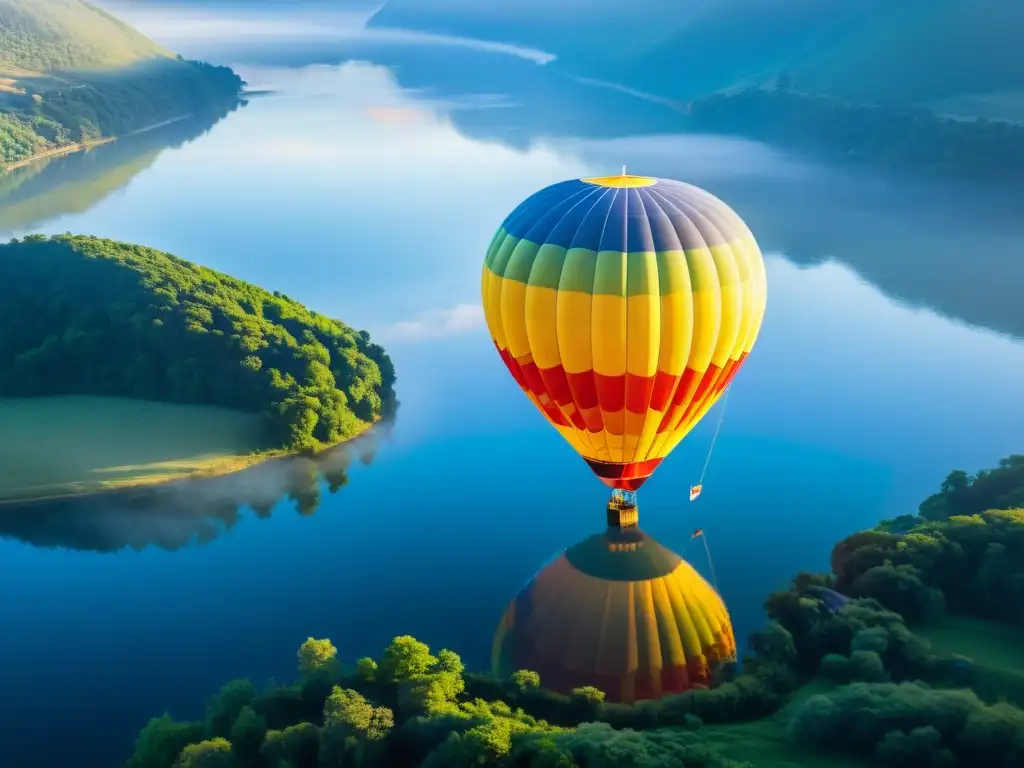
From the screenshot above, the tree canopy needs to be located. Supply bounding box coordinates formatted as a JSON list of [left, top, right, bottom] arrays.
[[0, 235, 397, 452]]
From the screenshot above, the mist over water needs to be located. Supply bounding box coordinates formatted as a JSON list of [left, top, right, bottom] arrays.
[[99, 1, 556, 63]]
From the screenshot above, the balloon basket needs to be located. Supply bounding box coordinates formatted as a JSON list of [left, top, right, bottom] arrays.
[[606, 498, 639, 529]]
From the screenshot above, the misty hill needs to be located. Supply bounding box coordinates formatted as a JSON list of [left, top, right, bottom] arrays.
[[368, 0, 1024, 117], [0, 0, 244, 168], [0, 0, 172, 71]]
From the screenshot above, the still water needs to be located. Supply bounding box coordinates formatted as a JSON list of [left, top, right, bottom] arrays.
[[2, 14, 1024, 767]]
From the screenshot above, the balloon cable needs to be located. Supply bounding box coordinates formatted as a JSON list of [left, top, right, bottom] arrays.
[[702, 533, 720, 593], [697, 386, 730, 487]]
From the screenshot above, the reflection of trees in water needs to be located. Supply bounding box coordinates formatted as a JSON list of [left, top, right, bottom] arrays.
[[0, 423, 392, 553], [0, 100, 245, 234], [690, 171, 1024, 341], [375, 47, 1024, 340]]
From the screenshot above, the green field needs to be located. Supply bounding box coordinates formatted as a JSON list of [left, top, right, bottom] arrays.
[[920, 615, 1024, 706], [699, 680, 868, 767], [0, 395, 274, 502]]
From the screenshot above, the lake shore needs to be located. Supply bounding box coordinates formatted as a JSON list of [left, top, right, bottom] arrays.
[[3, 136, 116, 172], [0, 395, 375, 506], [2, 113, 193, 173]]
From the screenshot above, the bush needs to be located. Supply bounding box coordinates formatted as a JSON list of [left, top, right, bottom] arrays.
[[789, 681, 1024, 765]]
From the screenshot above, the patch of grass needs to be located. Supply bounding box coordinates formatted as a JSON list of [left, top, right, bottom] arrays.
[[0, 395, 278, 501], [920, 615, 1024, 706], [699, 680, 869, 767]]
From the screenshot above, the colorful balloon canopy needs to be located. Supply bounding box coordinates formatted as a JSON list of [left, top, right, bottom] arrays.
[[492, 526, 736, 703], [482, 174, 767, 491]]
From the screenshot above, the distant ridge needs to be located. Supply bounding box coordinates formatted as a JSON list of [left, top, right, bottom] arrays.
[[368, 0, 1024, 117], [0, 0, 172, 71]]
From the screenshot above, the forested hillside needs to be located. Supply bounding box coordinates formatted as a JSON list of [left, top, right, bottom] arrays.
[[0, 0, 170, 71], [0, 0, 243, 166], [0, 235, 397, 451]]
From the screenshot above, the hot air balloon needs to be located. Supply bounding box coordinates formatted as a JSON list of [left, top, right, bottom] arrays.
[[492, 525, 736, 703], [481, 173, 767, 523]]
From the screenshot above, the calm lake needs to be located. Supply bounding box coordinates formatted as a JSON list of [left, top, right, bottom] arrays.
[[2, 7, 1024, 766]]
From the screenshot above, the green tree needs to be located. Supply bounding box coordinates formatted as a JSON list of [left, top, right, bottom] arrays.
[[175, 738, 234, 768], [323, 688, 373, 731], [206, 680, 257, 738], [127, 714, 205, 768], [297, 638, 339, 677], [355, 657, 377, 682], [378, 635, 436, 683], [228, 706, 266, 764], [511, 670, 541, 692]]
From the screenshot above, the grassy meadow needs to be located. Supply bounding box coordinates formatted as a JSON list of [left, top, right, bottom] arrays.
[[920, 615, 1024, 707], [0, 395, 274, 502], [699, 679, 867, 768]]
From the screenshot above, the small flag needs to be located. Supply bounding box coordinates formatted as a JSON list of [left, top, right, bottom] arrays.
[[691, 528, 704, 539], [689, 484, 703, 501]]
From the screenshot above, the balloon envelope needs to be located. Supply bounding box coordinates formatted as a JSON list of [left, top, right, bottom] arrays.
[[481, 174, 767, 490], [492, 526, 736, 703]]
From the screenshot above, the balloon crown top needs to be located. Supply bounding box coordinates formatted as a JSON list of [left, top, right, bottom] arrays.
[[580, 173, 657, 188]]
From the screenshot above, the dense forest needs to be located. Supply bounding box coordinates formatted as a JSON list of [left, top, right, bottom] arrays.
[[688, 87, 1024, 183], [0, 235, 397, 451], [0, 58, 245, 165], [128, 456, 1024, 767]]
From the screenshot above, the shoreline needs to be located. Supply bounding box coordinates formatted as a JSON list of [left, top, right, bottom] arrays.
[[0, 419, 377, 509], [1, 112, 195, 174], [3, 137, 116, 172]]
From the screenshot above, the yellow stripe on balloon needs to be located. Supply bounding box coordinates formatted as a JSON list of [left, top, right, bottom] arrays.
[[633, 406, 666, 462], [524, 283, 560, 368], [687, 288, 721, 373], [634, 580, 662, 694], [554, 289, 592, 374], [602, 408, 626, 459], [553, 422, 593, 460], [481, 268, 507, 351], [742, 238, 769, 354], [731, 243, 758, 362], [651, 577, 685, 668], [625, 293, 659, 377], [500, 278, 530, 359], [709, 244, 742, 368], [591, 294, 627, 377]]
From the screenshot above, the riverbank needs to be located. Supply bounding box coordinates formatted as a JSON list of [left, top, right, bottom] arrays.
[[0, 57, 245, 168], [2, 114, 193, 173], [3, 137, 115, 172], [0, 395, 374, 505]]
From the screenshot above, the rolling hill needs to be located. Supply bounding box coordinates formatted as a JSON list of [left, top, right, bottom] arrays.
[[0, 0, 244, 168], [368, 0, 1024, 117], [0, 0, 172, 72]]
